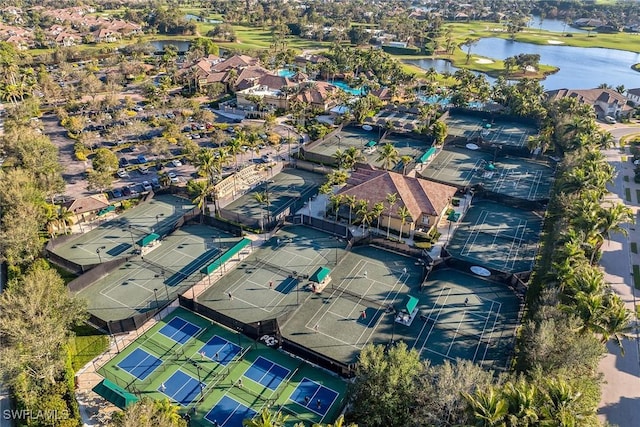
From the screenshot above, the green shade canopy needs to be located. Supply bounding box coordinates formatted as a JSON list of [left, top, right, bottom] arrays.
[[403, 295, 419, 313], [310, 266, 331, 283], [97, 205, 116, 216], [92, 379, 139, 410], [136, 233, 160, 247], [201, 238, 251, 275], [417, 147, 437, 164], [447, 211, 461, 222], [365, 140, 377, 148]]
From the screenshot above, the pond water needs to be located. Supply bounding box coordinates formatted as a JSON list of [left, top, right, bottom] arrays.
[[408, 38, 640, 90], [185, 14, 222, 24], [528, 15, 587, 34], [150, 40, 192, 53]]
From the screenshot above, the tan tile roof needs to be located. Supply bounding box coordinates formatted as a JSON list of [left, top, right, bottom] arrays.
[[66, 194, 109, 214], [338, 168, 456, 220]]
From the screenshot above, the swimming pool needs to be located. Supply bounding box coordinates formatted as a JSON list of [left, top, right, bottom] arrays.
[[278, 69, 296, 78], [332, 80, 366, 96]]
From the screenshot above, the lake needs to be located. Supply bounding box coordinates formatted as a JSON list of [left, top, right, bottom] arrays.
[[529, 15, 587, 34], [185, 14, 222, 24], [150, 40, 192, 53], [408, 38, 640, 90]]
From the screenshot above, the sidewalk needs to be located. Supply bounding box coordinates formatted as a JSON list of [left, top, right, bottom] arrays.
[[597, 146, 640, 427]]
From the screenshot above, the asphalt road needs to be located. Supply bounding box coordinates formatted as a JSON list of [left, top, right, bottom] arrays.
[[597, 125, 640, 427]]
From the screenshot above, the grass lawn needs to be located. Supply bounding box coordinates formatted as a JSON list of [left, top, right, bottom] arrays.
[[632, 242, 638, 254], [69, 324, 109, 372], [48, 261, 78, 284], [626, 188, 632, 202]]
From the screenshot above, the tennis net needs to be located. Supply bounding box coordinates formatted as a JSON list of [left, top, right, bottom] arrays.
[[475, 229, 531, 245], [232, 381, 271, 404], [134, 258, 180, 278], [246, 258, 298, 279], [332, 286, 395, 311]]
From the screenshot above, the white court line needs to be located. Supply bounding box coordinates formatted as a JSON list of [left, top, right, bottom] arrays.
[[469, 300, 495, 361], [459, 210, 489, 256], [413, 287, 451, 354], [479, 308, 501, 364]]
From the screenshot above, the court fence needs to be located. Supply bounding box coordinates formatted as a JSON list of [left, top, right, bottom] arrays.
[[203, 215, 244, 237], [474, 189, 548, 210], [290, 214, 351, 239], [67, 257, 131, 293], [179, 296, 354, 378]]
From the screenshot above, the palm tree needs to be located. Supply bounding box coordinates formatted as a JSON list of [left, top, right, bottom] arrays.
[[187, 179, 211, 223], [254, 191, 270, 231], [344, 195, 357, 225], [56, 206, 74, 235], [329, 194, 344, 222], [376, 143, 399, 170], [539, 378, 587, 426], [400, 155, 413, 175], [397, 206, 411, 241], [463, 388, 508, 427], [502, 380, 539, 426], [356, 200, 373, 234], [243, 408, 288, 427], [386, 193, 398, 239], [598, 202, 633, 244], [601, 293, 633, 353], [372, 202, 385, 232]]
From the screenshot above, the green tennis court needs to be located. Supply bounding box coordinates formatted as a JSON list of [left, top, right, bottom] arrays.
[[222, 169, 325, 225], [279, 245, 425, 364], [97, 308, 347, 427], [198, 225, 348, 323], [447, 114, 537, 148], [407, 268, 521, 370], [421, 146, 554, 200], [75, 224, 239, 321], [307, 127, 428, 170], [446, 201, 543, 273], [50, 195, 195, 266]]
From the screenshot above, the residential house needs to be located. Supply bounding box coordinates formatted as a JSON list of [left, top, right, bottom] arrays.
[[626, 88, 640, 106], [546, 88, 633, 119], [296, 81, 340, 111], [337, 167, 457, 236], [236, 74, 296, 110], [92, 28, 120, 43]]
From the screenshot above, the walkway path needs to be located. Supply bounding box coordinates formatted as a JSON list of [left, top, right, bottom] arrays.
[[598, 128, 640, 427]]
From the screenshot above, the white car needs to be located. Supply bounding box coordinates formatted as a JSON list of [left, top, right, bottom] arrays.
[[142, 181, 152, 191], [170, 159, 182, 167], [168, 172, 179, 183], [117, 168, 129, 178], [604, 115, 617, 124]]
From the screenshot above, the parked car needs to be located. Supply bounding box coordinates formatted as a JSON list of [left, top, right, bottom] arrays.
[[122, 186, 132, 196], [117, 168, 129, 178], [112, 188, 123, 198], [604, 115, 617, 124], [139, 166, 149, 175], [168, 172, 179, 183], [119, 158, 128, 167], [137, 154, 148, 164], [170, 159, 182, 167], [142, 181, 152, 191], [151, 178, 160, 189]]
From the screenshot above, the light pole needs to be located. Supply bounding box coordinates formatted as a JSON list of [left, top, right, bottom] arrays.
[[191, 361, 204, 400], [155, 214, 164, 231], [128, 225, 136, 249], [335, 237, 342, 265], [337, 135, 342, 149], [153, 288, 160, 309], [96, 246, 106, 263]]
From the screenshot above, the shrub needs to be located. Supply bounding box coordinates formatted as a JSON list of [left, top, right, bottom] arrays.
[[414, 242, 432, 250]]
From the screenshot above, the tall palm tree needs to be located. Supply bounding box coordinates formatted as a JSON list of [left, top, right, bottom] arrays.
[[386, 193, 398, 239], [372, 202, 385, 232], [400, 155, 413, 175], [187, 179, 211, 223], [376, 143, 399, 170], [598, 202, 633, 244], [329, 194, 344, 222], [356, 200, 373, 234], [397, 206, 411, 241], [601, 293, 633, 354], [254, 191, 270, 231], [56, 206, 74, 235], [344, 195, 357, 225]]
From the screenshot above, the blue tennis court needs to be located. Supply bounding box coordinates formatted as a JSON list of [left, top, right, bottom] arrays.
[[199, 335, 242, 366], [116, 348, 162, 381], [243, 356, 290, 390], [205, 396, 257, 426], [159, 370, 204, 406], [158, 317, 202, 344], [290, 378, 339, 417]]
